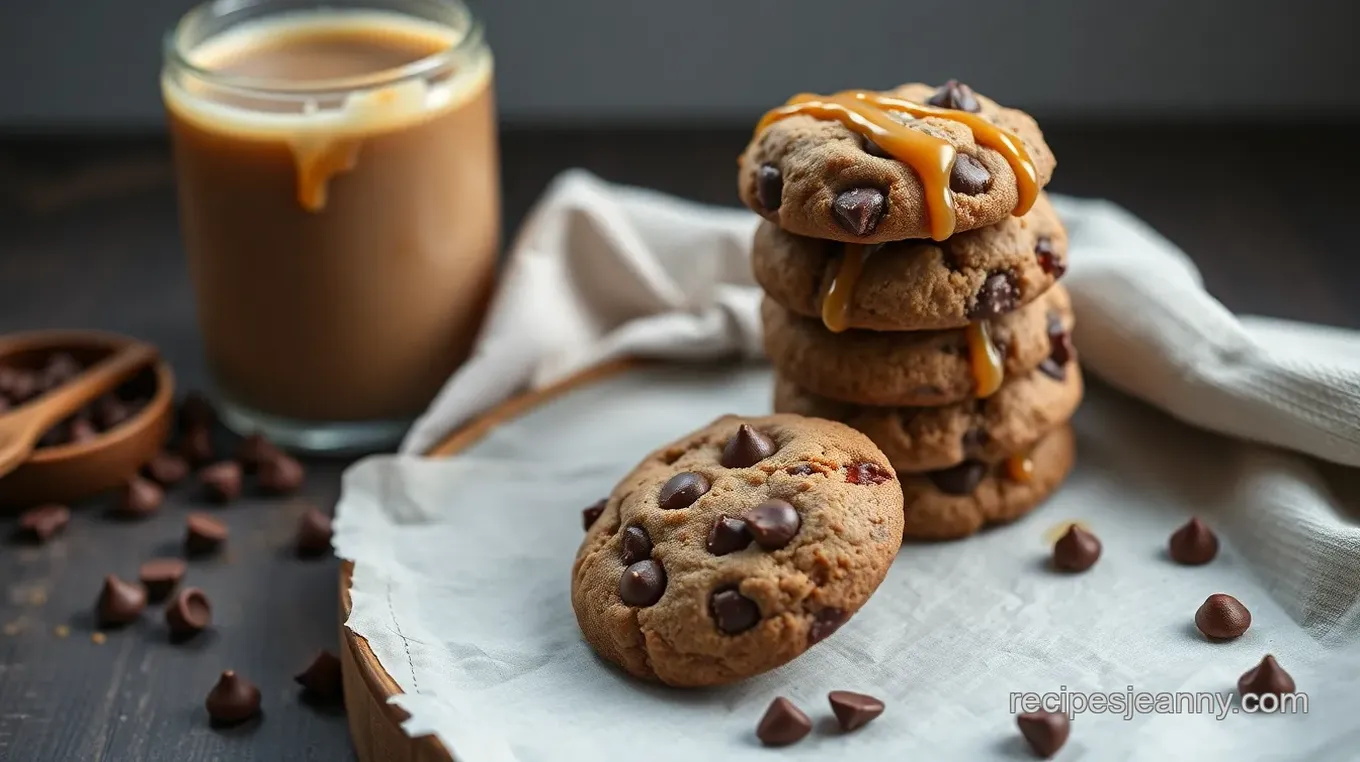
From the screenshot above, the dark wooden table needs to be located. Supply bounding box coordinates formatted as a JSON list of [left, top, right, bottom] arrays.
[[1, 124, 1357, 761]]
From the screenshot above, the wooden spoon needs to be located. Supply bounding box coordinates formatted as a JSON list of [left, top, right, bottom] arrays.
[[0, 342, 160, 479]]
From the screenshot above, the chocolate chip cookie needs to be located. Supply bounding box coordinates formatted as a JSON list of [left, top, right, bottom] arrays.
[[571, 414, 904, 687], [902, 424, 1075, 541], [753, 192, 1067, 332], [773, 364, 1083, 473], [739, 81, 1057, 243], [762, 284, 1073, 407]]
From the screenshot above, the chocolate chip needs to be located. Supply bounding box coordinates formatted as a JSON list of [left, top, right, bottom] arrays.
[[1052, 525, 1102, 572], [1035, 236, 1066, 279], [1016, 711, 1070, 758], [846, 462, 893, 485], [961, 429, 990, 453], [927, 461, 988, 495], [1169, 517, 1218, 565], [139, 558, 187, 603], [295, 651, 343, 703], [832, 188, 886, 236], [1196, 593, 1251, 639], [828, 691, 885, 732], [1047, 313, 1074, 366], [658, 472, 710, 510], [199, 461, 242, 503], [1037, 358, 1066, 381], [808, 608, 849, 644], [1237, 655, 1295, 700], [968, 272, 1019, 319], [949, 153, 992, 195], [180, 426, 215, 466], [618, 559, 666, 607], [144, 451, 190, 486], [68, 417, 99, 444], [756, 697, 812, 747], [39, 352, 82, 390], [180, 391, 217, 430], [96, 574, 146, 627], [258, 454, 305, 495], [582, 499, 605, 530], [234, 433, 280, 472], [205, 670, 260, 726], [743, 499, 801, 550], [93, 395, 130, 430], [118, 476, 164, 519], [166, 587, 212, 640], [185, 512, 228, 556], [927, 79, 981, 112], [17, 504, 69, 542], [786, 464, 816, 476], [861, 134, 891, 158], [3, 369, 39, 403], [710, 586, 760, 634], [720, 424, 776, 468], [706, 515, 751, 556], [756, 164, 783, 211], [295, 507, 333, 558], [619, 525, 653, 566]]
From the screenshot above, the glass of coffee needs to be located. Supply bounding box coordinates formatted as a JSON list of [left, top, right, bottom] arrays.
[[162, 0, 498, 453]]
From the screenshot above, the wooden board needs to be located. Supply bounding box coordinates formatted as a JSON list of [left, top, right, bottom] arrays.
[[339, 358, 640, 762]]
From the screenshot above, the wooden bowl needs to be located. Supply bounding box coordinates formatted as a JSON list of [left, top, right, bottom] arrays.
[[0, 330, 175, 509]]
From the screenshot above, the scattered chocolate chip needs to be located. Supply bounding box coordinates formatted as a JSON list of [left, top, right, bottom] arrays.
[[861, 134, 892, 158], [619, 525, 653, 566], [1047, 314, 1074, 366], [295, 508, 333, 558], [117, 476, 165, 519], [927, 79, 981, 112], [756, 697, 812, 747], [258, 454, 305, 495], [93, 395, 130, 430], [1169, 517, 1219, 565], [67, 416, 99, 444], [710, 586, 760, 634], [1016, 710, 1070, 758], [1052, 525, 1102, 572], [1196, 593, 1251, 640], [618, 559, 666, 607], [96, 574, 146, 628], [139, 558, 187, 603], [295, 651, 343, 703], [205, 670, 260, 726], [582, 499, 605, 530], [949, 153, 992, 195], [658, 471, 710, 510], [1037, 358, 1066, 381], [39, 353, 82, 389], [846, 462, 893, 485], [743, 499, 801, 550], [144, 451, 190, 486], [199, 461, 242, 503], [832, 188, 886, 236], [234, 433, 280, 472], [756, 164, 783, 211], [1237, 655, 1295, 700], [180, 391, 217, 430], [185, 512, 229, 556], [180, 426, 215, 466], [4, 369, 39, 403], [167, 587, 212, 639], [720, 424, 776, 468], [807, 608, 849, 644], [1035, 236, 1066, 278], [968, 272, 1019, 319], [786, 464, 816, 476], [961, 428, 990, 453], [706, 515, 752, 556], [927, 460, 987, 495], [17, 504, 69, 542], [828, 691, 885, 732]]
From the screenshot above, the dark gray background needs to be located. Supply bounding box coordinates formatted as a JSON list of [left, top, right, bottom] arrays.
[[1, 0, 1358, 131]]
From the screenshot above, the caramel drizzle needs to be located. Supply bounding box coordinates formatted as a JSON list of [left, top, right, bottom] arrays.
[[1005, 452, 1034, 483], [965, 321, 1004, 398], [755, 90, 1038, 240], [821, 244, 869, 333], [291, 139, 362, 212]]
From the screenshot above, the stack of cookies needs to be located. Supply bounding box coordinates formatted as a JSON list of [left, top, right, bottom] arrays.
[[738, 80, 1081, 540]]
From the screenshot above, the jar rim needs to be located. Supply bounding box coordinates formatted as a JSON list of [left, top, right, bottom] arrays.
[[162, 0, 483, 96]]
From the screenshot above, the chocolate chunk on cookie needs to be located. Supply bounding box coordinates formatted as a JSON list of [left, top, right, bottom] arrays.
[[571, 414, 903, 687], [739, 82, 1056, 243], [763, 284, 1073, 408], [753, 193, 1067, 332]]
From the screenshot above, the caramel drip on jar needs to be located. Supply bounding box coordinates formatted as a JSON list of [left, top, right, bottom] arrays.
[[965, 321, 1004, 398], [291, 138, 362, 212], [1005, 452, 1034, 482], [821, 244, 868, 333], [754, 89, 1038, 240]]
